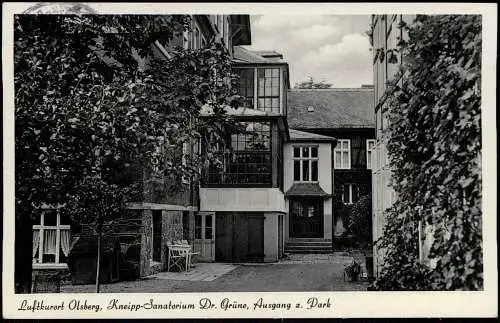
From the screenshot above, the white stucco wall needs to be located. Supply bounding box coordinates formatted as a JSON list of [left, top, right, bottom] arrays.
[[283, 142, 334, 240], [263, 212, 279, 262], [199, 187, 286, 213]]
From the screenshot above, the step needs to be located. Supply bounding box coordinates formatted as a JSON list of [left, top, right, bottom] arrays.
[[287, 238, 332, 242], [285, 246, 332, 251], [285, 242, 332, 247], [284, 249, 333, 254], [285, 247, 332, 251]]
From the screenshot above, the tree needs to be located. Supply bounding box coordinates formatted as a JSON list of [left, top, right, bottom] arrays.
[[372, 15, 482, 290], [294, 77, 333, 89], [345, 194, 372, 247], [14, 15, 241, 293]]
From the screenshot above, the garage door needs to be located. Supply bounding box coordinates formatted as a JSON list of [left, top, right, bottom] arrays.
[[215, 212, 264, 262]]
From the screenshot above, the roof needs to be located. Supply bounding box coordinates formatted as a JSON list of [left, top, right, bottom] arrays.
[[289, 129, 336, 142], [233, 46, 286, 65], [285, 183, 331, 198], [287, 88, 375, 129]]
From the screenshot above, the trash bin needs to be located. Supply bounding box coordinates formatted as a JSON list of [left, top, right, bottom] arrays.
[[67, 235, 121, 285]]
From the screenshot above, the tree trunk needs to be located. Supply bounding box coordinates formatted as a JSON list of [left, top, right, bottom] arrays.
[[15, 206, 33, 293], [95, 216, 103, 293]]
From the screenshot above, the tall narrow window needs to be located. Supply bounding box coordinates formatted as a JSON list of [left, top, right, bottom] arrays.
[[366, 139, 376, 169], [238, 69, 255, 108], [257, 68, 280, 113], [334, 139, 351, 169], [293, 146, 318, 182]]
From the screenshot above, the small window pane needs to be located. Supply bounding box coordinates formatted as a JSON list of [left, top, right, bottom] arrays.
[[342, 141, 349, 149], [205, 226, 213, 239], [335, 151, 342, 167], [60, 215, 71, 225], [302, 160, 310, 181], [195, 227, 202, 239], [293, 147, 300, 157], [294, 160, 300, 181], [342, 152, 349, 167], [302, 147, 309, 157], [44, 211, 57, 226], [311, 147, 318, 157], [308, 206, 315, 217], [205, 215, 212, 228], [272, 68, 280, 77], [311, 160, 318, 181], [33, 212, 41, 225], [265, 69, 272, 77]]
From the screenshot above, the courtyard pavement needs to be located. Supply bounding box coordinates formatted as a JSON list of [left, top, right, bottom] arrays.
[[60, 253, 369, 293]]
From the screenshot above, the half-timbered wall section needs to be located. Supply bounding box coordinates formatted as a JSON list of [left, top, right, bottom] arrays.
[[287, 88, 375, 245]]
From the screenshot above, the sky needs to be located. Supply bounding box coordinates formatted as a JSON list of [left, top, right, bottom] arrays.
[[243, 15, 373, 88]]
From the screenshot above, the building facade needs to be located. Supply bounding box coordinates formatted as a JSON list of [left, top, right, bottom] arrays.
[[197, 46, 290, 262], [287, 88, 375, 249], [32, 15, 252, 277], [371, 14, 416, 276]]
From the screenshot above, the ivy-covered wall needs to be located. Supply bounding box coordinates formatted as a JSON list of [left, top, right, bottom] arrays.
[[373, 15, 482, 290]]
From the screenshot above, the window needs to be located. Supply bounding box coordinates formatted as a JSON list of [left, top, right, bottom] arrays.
[[195, 213, 214, 240], [293, 146, 318, 182], [32, 209, 71, 266], [235, 67, 282, 114], [257, 68, 280, 113], [238, 69, 255, 108], [341, 183, 359, 204], [205, 122, 272, 185], [367, 139, 376, 169], [334, 139, 351, 169]]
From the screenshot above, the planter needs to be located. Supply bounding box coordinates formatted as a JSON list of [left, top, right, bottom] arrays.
[[343, 260, 361, 282]]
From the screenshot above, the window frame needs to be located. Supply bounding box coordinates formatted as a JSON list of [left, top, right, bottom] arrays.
[[235, 67, 283, 114], [204, 121, 273, 186], [334, 139, 351, 169], [32, 209, 71, 267], [292, 145, 319, 182], [195, 213, 215, 240], [366, 139, 376, 170], [341, 183, 358, 205]]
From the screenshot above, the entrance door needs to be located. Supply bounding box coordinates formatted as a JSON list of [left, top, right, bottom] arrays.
[[290, 198, 323, 238], [193, 212, 215, 261]]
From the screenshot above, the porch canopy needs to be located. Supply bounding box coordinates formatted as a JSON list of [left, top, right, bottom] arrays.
[[285, 183, 331, 198]]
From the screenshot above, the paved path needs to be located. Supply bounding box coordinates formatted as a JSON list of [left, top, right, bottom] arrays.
[[61, 253, 368, 293], [150, 263, 237, 282]]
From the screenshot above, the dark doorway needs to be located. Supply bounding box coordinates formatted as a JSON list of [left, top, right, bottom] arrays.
[[152, 210, 162, 262], [215, 212, 265, 262], [290, 198, 323, 238]]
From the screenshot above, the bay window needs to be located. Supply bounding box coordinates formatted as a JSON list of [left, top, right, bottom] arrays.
[[32, 209, 71, 266], [236, 67, 282, 114], [293, 146, 318, 182], [205, 121, 272, 185]]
